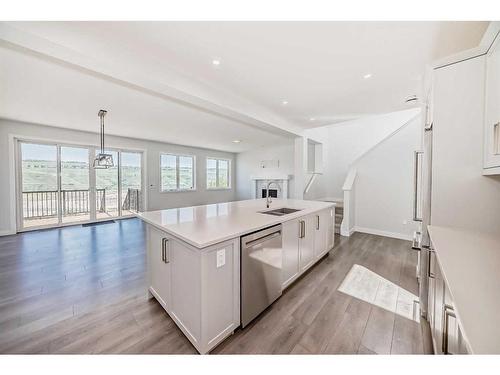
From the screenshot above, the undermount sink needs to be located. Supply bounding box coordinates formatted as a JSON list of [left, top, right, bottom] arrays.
[[259, 207, 302, 216]]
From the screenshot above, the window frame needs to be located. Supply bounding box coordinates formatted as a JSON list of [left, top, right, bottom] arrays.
[[160, 153, 196, 192], [206, 157, 232, 190]]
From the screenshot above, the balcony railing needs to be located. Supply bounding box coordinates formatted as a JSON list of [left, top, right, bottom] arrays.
[[22, 188, 141, 219], [23, 189, 105, 219]]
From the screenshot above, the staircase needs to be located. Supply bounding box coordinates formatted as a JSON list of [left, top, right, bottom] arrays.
[[335, 202, 344, 234], [316, 198, 344, 234]]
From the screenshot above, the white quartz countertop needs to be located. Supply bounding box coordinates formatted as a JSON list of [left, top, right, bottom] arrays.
[[428, 225, 500, 354], [137, 199, 335, 249]]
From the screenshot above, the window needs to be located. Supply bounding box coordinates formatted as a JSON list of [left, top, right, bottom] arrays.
[[160, 153, 195, 191], [206, 158, 231, 189]]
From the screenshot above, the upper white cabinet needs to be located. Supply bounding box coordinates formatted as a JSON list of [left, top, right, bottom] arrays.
[[483, 33, 500, 174]]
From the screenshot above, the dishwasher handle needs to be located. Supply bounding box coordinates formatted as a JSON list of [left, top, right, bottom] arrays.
[[244, 231, 281, 248]]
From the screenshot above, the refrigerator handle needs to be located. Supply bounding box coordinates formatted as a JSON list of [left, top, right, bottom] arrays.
[[413, 151, 423, 222]]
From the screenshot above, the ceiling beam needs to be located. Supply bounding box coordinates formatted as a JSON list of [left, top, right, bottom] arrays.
[[0, 23, 304, 138]]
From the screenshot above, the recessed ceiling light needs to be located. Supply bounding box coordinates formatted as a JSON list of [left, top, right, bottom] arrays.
[[232, 140, 241, 143], [282, 100, 288, 105], [363, 73, 372, 79], [212, 59, 221, 66], [309, 117, 316, 121]]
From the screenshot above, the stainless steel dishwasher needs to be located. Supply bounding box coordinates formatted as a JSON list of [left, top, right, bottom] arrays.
[[241, 224, 283, 328]]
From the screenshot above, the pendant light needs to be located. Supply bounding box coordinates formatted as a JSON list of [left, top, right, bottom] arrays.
[[93, 109, 114, 169]]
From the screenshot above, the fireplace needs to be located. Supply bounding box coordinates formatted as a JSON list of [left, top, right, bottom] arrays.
[[250, 174, 292, 199], [262, 189, 278, 198]]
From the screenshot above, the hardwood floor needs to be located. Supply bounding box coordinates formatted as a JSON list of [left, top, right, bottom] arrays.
[[0, 218, 428, 354]]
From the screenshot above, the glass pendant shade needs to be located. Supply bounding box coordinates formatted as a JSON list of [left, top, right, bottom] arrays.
[[93, 109, 114, 169], [93, 153, 114, 169]]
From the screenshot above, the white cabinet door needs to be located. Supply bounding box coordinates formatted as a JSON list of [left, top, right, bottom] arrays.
[[313, 211, 326, 259], [148, 226, 171, 309], [314, 208, 334, 259], [281, 219, 300, 289], [169, 239, 201, 345], [484, 33, 500, 172], [299, 215, 315, 271], [433, 255, 445, 354]]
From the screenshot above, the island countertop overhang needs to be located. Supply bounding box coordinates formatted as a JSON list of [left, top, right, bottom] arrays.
[[136, 198, 335, 249]]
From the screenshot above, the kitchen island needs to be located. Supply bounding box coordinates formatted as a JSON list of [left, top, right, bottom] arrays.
[[137, 198, 335, 354]]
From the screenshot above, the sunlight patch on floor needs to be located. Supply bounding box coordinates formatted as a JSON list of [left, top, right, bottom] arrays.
[[338, 264, 420, 322]]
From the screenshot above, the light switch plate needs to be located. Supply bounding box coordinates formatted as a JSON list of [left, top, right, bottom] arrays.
[[216, 249, 226, 268]]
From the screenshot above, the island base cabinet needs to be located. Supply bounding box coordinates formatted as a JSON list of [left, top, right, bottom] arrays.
[[281, 220, 300, 289], [299, 215, 315, 271], [281, 208, 335, 290], [428, 246, 471, 355], [314, 208, 335, 259], [147, 225, 240, 354], [147, 226, 171, 309]]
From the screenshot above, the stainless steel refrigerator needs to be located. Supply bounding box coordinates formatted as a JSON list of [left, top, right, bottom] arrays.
[[412, 97, 433, 320]]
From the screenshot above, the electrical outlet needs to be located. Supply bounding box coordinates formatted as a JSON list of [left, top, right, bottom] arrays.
[[403, 220, 408, 225], [216, 249, 226, 268]]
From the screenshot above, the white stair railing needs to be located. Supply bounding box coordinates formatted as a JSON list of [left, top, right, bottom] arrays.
[[303, 172, 321, 196]]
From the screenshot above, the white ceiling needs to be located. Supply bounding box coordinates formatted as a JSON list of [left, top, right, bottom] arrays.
[[0, 21, 489, 151], [0, 45, 290, 152]]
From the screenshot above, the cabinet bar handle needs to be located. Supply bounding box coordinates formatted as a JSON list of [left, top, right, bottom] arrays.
[[316, 215, 320, 230], [299, 220, 305, 238], [162, 238, 170, 263], [413, 151, 423, 222], [428, 249, 435, 279], [442, 304, 456, 354]]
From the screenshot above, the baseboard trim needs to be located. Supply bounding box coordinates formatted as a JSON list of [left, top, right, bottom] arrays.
[[0, 229, 16, 237], [353, 226, 412, 241], [340, 226, 355, 237]]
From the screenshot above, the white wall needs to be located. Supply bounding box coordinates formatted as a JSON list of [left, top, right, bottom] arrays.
[[431, 55, 500, 235], [0, 118, 236, 235], [304, 108, 421, 200], [235, 140, 295, 200], [353, 115, 421, 240]]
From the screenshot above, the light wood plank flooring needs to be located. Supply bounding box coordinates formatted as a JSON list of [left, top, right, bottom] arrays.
[[0, 218, 428, 354]]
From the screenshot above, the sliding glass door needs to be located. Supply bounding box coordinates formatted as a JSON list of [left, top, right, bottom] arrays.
[[60, 146, 91, 224], [95, 150, 119, 219], [121, 152, 142, 216], [20, 143, 59, 228], [17, 140, 143, 231]]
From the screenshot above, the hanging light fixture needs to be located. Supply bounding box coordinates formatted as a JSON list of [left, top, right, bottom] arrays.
[[93, 109, 114, 169]]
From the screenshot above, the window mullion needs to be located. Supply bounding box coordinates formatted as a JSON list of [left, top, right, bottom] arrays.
[[176, 155, 180, 190], [216, 159, 220, 188]]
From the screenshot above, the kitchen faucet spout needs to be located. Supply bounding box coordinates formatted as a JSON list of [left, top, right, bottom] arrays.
[[266, 181, 279, 208]]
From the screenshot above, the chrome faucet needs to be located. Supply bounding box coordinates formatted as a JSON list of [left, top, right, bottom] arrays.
[[266, 180, 279, 208]]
